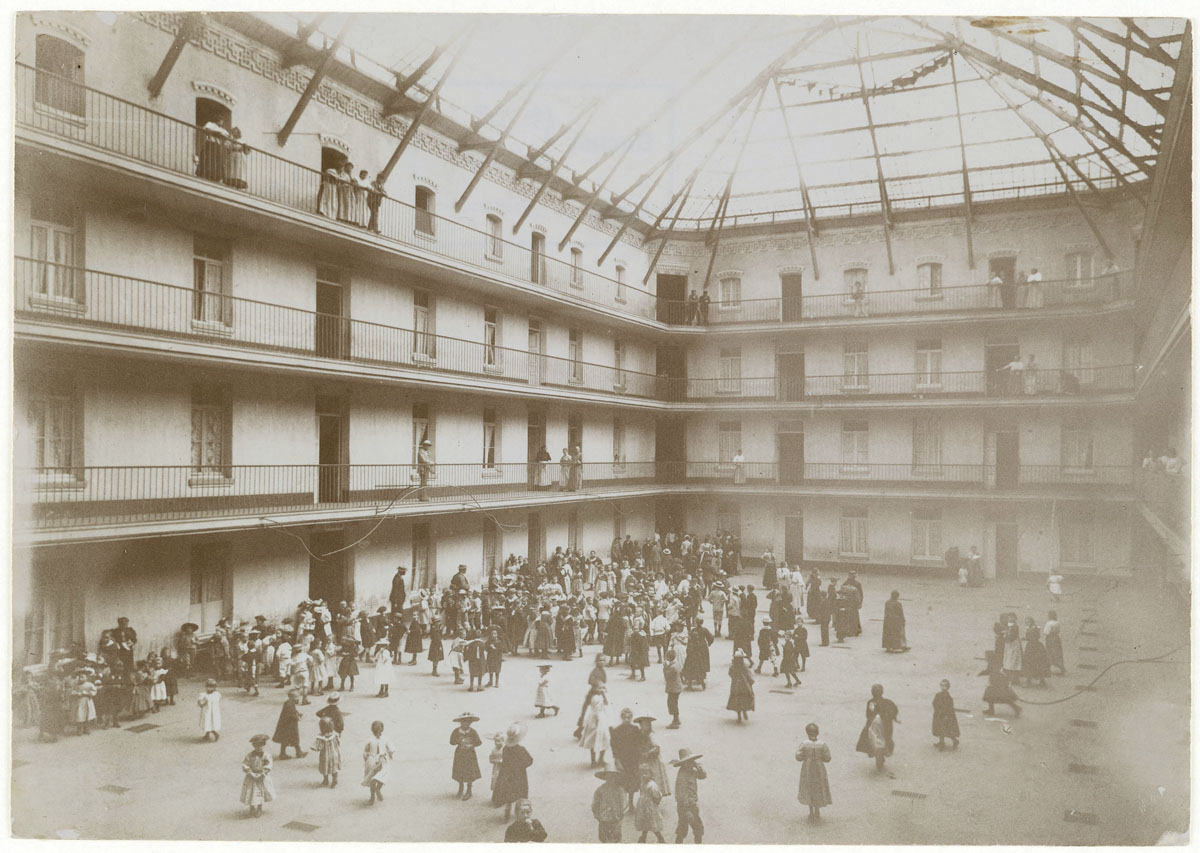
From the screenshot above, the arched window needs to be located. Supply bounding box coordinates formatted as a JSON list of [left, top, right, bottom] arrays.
[[35, 34, 85, 116], [195, 97, 232, 182], [530, 232, 546, 284], [570, 247, 583, 287], [486, 214, 503, 259], [414, 186, 435, 235]]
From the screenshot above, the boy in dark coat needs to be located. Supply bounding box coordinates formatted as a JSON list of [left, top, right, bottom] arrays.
[[315, 692, 344, 733], [271, 688, 305, 759]]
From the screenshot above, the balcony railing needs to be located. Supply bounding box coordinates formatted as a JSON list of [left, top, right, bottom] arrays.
[[667, 365, 1136, 402], [1136, 467, 1189, 538], [20, 461, 1133, 531], [14, 259, 659, 399], [15, 64, 656, 321], [660, 272, 1132, 326], [17, 66, 1135, 332]]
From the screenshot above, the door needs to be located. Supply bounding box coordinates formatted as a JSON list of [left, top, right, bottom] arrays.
[[781, 272, 803, 322], [985, 341, 1020, 396], [778, 352, 805, 401], [656, 273, 688, 324], [778, 428, 805, 484], [784, 515, 804, 564], [527, 319, 545, 385], [527, 410, 546, 487], [309, 529, 351, 604], [994, 522, 1019, 578], [317, 396, 348, 503], [989, 257, 1016, 309], [656, 345, 686, 401], [992, 430, 1019, 488], [316, 272, 349, 359], [655, 498, 683, 536], [656, 417, 686, 482], [527, 512, 545, 563]]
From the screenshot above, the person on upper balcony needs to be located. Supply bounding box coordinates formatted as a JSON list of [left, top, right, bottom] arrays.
[[686, 291, 700, 325], [1024, 268, 1044, 309], [697, 290, 710, 325], [1160, 448, 1185, 475]]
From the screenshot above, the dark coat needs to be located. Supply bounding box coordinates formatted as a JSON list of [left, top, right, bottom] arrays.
[[492, 744, 533, 806], [450, 726, 482, 783], [271, 698, 301, 746], [610, 721, 642, 793], [390, 574, 407, 610], [882, 599, 907, 650], [932, 691, 960, 738], [681, 626, 712, 682], [504, 818, 547, 842], [726, 659, 755, 712], [315, 703, 344, 734]]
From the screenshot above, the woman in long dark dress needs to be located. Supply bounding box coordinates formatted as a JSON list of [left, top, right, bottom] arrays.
[[450, 713, 482, 800], [855, 684, 899, 771], [1020, 618, 1050, 686], [681, 619, 712, 689], [881, 591, 909, 652], [726, 650, 755, 722], [493, 723, 534, 820], [604, 608, 627, 665], [980, 651, 1021, 716], [931, 679, 960, 749]]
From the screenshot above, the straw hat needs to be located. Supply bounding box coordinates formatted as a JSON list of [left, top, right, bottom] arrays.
[[505, 721, 527, 744], [326, 692, 340, 703], [249, 734, 270, 747], [454, 712, 480, 724], [594, 769, 622, 781], [670, 748, 703, 766]]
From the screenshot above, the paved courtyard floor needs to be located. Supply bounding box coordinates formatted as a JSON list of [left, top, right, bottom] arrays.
[[11, 571, 1190, 844]]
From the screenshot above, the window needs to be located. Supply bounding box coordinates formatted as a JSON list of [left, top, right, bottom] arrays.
[[35, 35, 85, 116], [718, 421, 741, 468], [613, 506, 626, 540], [718, 347, 742, 394], [917, 262, 943, 296], [716, 503, 741, 537], [28, 381, 78, 474], [839, 506, 868, 557], [483, 307, 500, 370], [915, 339, 942, 387], [413, 289, 435, 359], [843, 342, 868, 389], [412, 522, 433, 589], [414, 186, 435, 236], [191, 385, 231, 476], [527, 512, 545, 564], [570, 247, 583, 287], [482, 407, 499, 470], [568, 328, 583, 383], [1065, 251, 1093, 286], [912, 418, 942, 474], [1063, 337, 1096, 386], [841, 420, 869, 470], [412, 402, 434, 466], [567, 413, 582, 454], [485, 214, 503, 259], [613, 417, 625, 470], [844, 267, 867, 296], [718, 275, 741, 307], [482, 516, 501, 576], [530, 232, 546, 284], [615, 265, 627, 303], [193, 235, 232, 325], [568, 508, 580, 552], [29, 196, 80, 301], [613, 340, 626, 389], [1061, 423, 1094, 471], [1060, 514, 1095, 566], [911, 508, 942, 560], [189, 544, 230, 631]]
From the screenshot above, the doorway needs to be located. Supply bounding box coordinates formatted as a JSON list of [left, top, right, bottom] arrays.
[[993, 522, 1019, 578], [781, 272, 803, 322], [527, 410, 546, 488], [777, 425, 805, 484], [527, 512, 544, 564], [309, 529, 351, 604], [189, 544, 230, 634], [784, 515, 804, 564], [316, 266, 349, 359], [195, 98, 232, 182], [527, 319, 545, 385], [985, 340, 1020, 396], [656, 273, 688, 324], [987, 428, 1019, 489], [655, 498, 684, 536], [777, 351, 805, 401], [655, 417, 686, 482], [656, 344, 686, 400], [317, 395, 348, 503], [988, 256, 1017, 309]]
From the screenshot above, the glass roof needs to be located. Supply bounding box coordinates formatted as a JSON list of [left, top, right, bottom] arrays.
[[256, 14, 1186, 229]]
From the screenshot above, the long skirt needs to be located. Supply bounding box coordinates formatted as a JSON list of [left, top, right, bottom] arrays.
[[1044, 632, 1065, 670]]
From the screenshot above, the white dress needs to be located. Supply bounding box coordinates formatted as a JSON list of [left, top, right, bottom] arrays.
[[198, 690, 222, 733], [373, 649, 394, 689], [580, 697, 611, 754], [535, 675, 554, 709], [362, 736, 395, 786]]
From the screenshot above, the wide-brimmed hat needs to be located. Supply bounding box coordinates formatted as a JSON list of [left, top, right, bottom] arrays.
[[327, 692, 340, 703], [249, 734, 270, 747], [671, 748, 703, 766], [537, 664, 552, 672], [633, 714, 656, 724], [505, 721, 527, 744], [733, 649, 747, 659], [454, 712, 480, 724], [181, 622, 199, 632], [594, 770, 622, 781], [421, 439, 432, 446]]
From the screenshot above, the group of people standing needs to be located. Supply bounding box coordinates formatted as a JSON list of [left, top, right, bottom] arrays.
[[317, 160, 386, 232]]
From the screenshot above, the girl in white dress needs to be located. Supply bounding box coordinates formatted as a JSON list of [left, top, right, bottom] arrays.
[[373, 640, 394, 698], [362, 720, 395, 804]]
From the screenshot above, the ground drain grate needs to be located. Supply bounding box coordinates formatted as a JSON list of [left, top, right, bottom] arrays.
[[769, 689, 794, 695], [127, 723, 160, 733], [1073, 685, 1098, 692], [892, 790, 927, 800], [1068, 764, 1099, 774], [829, 645, 851, 649], [283, 822, 320, 833], [1070, 719, 1099, 728], [98, 785, 131, 794], [1077, 663, 1099, 670], [1064, 810, 1099, 825]]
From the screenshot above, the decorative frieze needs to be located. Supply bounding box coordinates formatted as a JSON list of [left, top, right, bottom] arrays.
[[192, 80, 237, 106], [29, 14, 92, 48]]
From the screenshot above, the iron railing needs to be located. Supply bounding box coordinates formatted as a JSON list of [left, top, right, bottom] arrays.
[[14, 64, 656, 320], [13, 258, 660, 399], [21, 461, 1133, 530]]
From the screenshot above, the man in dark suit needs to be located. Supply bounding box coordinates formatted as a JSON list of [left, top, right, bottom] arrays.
[[390, 566, 408, 613]]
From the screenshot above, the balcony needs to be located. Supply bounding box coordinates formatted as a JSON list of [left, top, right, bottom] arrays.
[[16, 65, 1134, 333], [19, 460, 1133, 536], [14, 258, 659, 402]]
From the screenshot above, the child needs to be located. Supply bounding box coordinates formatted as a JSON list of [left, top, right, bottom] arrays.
[[275, 637, 292, 688], [629, 628, 649, 682], [756, 621, 779, 676], [795, 722, 832, 820], [780, 631, 801, 688], [309, 644, 327, 697], [793, 622, 810, 672], [313, 717, 342, 788], [316, 692, 344, 734], [71, 671, 97, 735], [580, 691, 611, 768], [198, 678, 222, 742], [1047, 573, 1064, 602], [428, 620, 445, 677], [591, 769, 626, 843], [291, 645, 311, 705], [372, 640, 393, 698], [130, 663, 153, 719], [404, 608, 424, 665], [488, 732, 505, 794], [485, 627, 504, 688], [241, 638, 261, 696], [980, 651, 1021, 717], [450, 712, 483, 800], [448, 630, 466, 685], [363, 720, 395, 805], [148, 654, 167, 710], [534, 664, 559, 718], [272, 688, 306, 759], [160, 649, 179, 705], [635, 764, 665, 843], [464, 631, 486, 693], [958, 563, 969, 588], [338, 639, 359, 691], [932, 679, 960, 749], [95, 664, 126, 730], [241, 734, 275, 817], [636, 714, 671, 796]]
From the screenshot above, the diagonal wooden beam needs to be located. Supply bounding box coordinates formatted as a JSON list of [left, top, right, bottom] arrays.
[[1061, 25, 1170, 117], [948, 54, 976, 270], [512, 109, 599, 234], [377, 38, 471, 184], [772, 77, 821, 279], [148, 12, 204, 99], [1120, 17, 1177, 67], [556, 138, 636, 252], [1074, 18, 1176, 67], [455, 74, 544, 212], [1077, 72, 1160, 149], [778, 44, 943, 77], [277, 17, 354, 147], [642, 179, 697, 286], [854, 46, 895, 276], [382, 37, 459, 119], [280, 13, 330, 69]]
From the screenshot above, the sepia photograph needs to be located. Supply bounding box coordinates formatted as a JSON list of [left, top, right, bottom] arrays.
[[8, 7, 1193, 845]]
